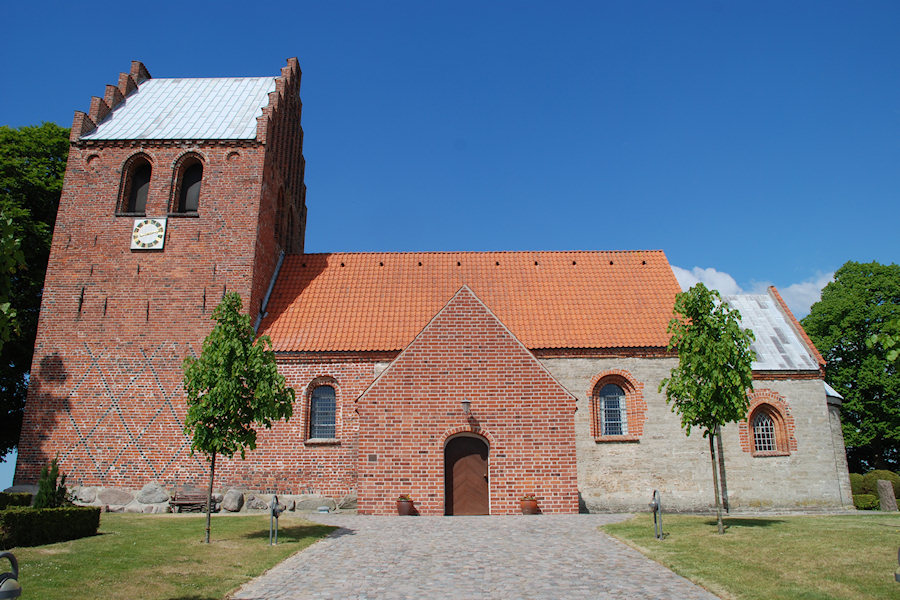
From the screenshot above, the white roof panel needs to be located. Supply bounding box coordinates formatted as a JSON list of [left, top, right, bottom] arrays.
[[724, 293, 819, 371], [81, 77, 277, 141]]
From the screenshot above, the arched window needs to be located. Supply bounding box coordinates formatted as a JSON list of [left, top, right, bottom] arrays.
[[748, 403, 789, 455], [171, 155, 204, 214], [309, 384, 336, 439], [178, 162, 202, 213], [120, 157, 152, 214], [598, 383, 627, 436], [751, 411, 777, 452], [589, 371, 646, 441]]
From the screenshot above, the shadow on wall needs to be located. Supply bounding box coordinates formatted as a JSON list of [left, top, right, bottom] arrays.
[[12, 352, 71, 486]]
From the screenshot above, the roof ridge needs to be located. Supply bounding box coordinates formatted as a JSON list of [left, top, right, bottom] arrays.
[[289, 249, 668, 257]]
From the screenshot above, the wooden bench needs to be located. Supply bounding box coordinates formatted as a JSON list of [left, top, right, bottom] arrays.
[[169, 490, 213, 513]]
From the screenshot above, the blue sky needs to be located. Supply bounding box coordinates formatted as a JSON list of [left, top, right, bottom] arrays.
[[1, 1, 898, 487]]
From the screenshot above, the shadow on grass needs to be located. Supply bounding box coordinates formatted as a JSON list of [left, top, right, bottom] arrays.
[[240, 524, 336, 542], [703, 518, 785, 529]]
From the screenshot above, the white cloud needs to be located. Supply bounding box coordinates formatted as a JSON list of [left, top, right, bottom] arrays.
[[778, 272, 834, 319], [671, 266, 834, 319], [671, 266, 742, 295]]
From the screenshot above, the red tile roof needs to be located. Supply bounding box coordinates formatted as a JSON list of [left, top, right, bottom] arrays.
[[259, 251, 681, 352]]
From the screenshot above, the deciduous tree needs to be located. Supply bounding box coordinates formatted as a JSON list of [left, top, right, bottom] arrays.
[[802, 261, 900, 472], [659, 283, 755, 533], [182, 292, 294, 543], [0, 123, 69, 462]]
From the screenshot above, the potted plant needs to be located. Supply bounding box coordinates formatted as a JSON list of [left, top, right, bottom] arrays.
[[396, 494, 415, 516], [520, 494, 539, 515]]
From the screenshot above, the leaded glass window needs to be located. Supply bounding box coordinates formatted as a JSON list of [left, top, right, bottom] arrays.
[[752, 411, 776, 452], [599, 383, 627, 436], [309, 385, 336, 439]]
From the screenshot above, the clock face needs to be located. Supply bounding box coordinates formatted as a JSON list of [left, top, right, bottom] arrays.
[[131, 218, 167, 250]]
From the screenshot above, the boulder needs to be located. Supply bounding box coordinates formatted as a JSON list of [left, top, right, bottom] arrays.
[[337, 494, 358, 510], [245, 494, 269, 510], [877, 479, 898, 511], [136, 482, 169, 504], [222, 489, 245, 512], [212, 493, 224, 503], [98, 487, 134, 506], [75, 486, 97, 504], [124, 502, 143, 513], [295, 494, 337, 512]]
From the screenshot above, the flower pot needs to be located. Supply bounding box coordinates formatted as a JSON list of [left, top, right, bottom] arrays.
[[520, 499, 539, 515], [396, 499, 415, 516]]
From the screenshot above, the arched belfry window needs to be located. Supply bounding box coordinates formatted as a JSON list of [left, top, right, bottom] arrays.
[[171, 155, 204, 214], [119, 155, 152, 214]]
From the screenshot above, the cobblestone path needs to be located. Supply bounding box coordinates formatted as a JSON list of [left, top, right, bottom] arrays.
[[231, 513, 719, 600]]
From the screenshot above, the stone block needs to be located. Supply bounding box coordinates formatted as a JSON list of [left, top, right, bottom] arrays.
[[136, 481, 169, 504], [98, 487, 134, 506], [338, 494, 358, 510], [877, 480, 898, 511], [222, 489, 245, 512], [295, 494, 337, 512], [75, 486, 97, 504]]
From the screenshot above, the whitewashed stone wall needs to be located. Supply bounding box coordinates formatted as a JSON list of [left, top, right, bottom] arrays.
[[540, 357, 854, 512]]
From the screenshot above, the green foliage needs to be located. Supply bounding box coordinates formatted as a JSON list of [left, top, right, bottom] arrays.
[[0, 123, 69, 462], [801, 261, 900, 472], [32, 458, 68, 509], [851, 494, 879, 510], [860, 469, 900, 497], [848, 473, 864, 495], [0, 506, 100, 549], [0, 492, 31, 510], [0, 208, 26, 346], [659, 283, 756, 437], [869, 317, 900, 365], [182, 292, 295, 459], [182, 292, 294, 541]]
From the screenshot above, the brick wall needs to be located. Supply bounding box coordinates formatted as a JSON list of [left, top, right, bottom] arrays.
[[15, 60, 306, 489], [356, 287, 579, 515]]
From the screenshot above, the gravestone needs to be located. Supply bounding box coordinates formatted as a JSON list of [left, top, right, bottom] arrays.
[[876, 479, 898, 511]]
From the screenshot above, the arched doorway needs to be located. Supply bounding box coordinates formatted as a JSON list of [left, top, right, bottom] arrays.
[[444, 435, 489, 515]]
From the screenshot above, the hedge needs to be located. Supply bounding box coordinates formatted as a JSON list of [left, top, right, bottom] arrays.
[[860, 470, 900, 497], [0, 506, 101, 549], [0, 492, 31, 510], [853, 494, 880, 510]]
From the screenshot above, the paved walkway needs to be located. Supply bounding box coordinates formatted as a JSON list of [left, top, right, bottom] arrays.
[[231, 513, 719, 600]]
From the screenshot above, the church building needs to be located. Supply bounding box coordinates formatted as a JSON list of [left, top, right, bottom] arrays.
[[15, 59, 853, 515]]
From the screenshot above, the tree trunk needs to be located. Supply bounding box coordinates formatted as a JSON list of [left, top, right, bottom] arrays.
[[709, 433, 724, 534], [206, 451, 216, 544], [716, 424, 729, 513]]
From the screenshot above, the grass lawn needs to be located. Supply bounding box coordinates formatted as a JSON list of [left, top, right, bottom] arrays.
[[9, 512, 335, 600], [602, 513, 900, 600]]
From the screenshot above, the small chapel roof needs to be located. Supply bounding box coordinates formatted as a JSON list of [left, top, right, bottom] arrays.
[[724, 289, 823, 371], [259, 251, 681, 353], [81, 77, 277, 140]]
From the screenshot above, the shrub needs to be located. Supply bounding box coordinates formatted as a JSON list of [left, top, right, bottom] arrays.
[[849, 473, 864, 495], [0, 493, 31, 510], [0, 506, 101, 549], [33, 458, 68, 509], [853, 494, 880, 510], [861, 470, 900, 497]]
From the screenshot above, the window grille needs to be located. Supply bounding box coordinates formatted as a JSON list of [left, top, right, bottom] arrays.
[[752, 411, 776, 452], [309, 385, 336, 439], [599, 383, 627, 436]]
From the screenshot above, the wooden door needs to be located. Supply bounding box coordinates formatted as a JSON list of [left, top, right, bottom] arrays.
[[445, 436, 489, 515]]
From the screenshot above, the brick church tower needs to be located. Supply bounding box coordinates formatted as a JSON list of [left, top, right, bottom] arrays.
[[15, 59, 306, 487]]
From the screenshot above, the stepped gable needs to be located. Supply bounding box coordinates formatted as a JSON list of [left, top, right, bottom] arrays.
[[258, 250, 681, 352], [73, 58, 302, 142]]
